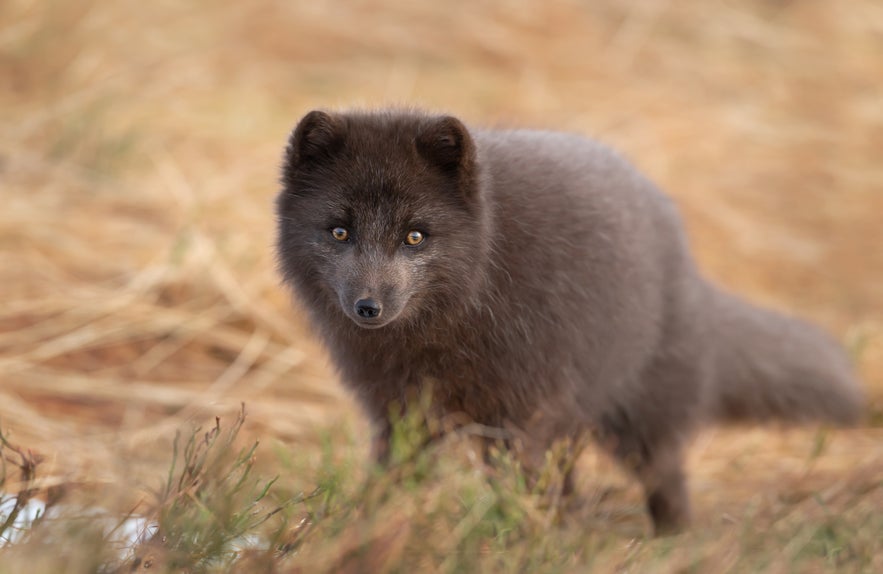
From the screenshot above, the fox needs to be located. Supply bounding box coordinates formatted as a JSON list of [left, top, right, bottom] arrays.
[[275, 108, 864, 535]]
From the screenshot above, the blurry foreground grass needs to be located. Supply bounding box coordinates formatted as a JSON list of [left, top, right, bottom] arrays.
[[2, 408, 882, 574]]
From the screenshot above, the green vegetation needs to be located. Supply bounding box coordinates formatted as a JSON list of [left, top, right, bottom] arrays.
[[2, 409, 881, 573]]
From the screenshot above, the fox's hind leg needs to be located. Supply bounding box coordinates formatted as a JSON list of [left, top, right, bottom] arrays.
[[635, 445, 690, 535], [597, 415, 690, 535]]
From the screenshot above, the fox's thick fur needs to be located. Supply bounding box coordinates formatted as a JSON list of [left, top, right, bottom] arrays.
[[275, 109, 864, 534]]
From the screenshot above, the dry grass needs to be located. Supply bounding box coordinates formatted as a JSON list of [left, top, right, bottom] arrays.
[[1, 0, 882, 571]]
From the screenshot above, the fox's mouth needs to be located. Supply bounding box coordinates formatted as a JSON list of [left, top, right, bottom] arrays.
[[346, 310, 403, 329], [351, 317, 392, 329]]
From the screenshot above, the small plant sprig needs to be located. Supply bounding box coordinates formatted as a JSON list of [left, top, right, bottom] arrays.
[[127, 404, 288, 571], [0, 423, 44, 546]]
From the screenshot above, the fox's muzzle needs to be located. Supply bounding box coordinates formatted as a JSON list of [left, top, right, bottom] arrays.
[[354, 298, 382, 319]]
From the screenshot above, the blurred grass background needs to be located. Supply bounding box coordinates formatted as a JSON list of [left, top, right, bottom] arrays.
[[1, 0, 882, 567]]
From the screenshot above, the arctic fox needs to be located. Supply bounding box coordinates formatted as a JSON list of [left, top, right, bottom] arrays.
[[275, 109, 864, 534]]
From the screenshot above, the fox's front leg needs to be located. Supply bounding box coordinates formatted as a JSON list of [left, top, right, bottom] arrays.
[[370, 419, 392, 465]]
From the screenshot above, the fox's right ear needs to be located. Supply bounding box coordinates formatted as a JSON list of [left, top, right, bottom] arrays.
[[286, 110, 344, 166], [416, 115, 479, 200], [416, 115, 475, 175]]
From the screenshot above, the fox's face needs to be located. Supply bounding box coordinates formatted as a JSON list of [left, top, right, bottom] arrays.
[[276, 110, 488, 330]]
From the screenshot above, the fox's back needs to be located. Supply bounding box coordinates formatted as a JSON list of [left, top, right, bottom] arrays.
[[472, 128, 701, 391]]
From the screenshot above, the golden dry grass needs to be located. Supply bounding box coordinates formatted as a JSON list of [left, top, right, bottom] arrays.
[[1, 0, 882, 570]]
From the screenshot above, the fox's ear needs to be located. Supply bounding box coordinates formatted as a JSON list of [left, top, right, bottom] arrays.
[[286, 110, 344, 166], [416, 115, 476, 176]]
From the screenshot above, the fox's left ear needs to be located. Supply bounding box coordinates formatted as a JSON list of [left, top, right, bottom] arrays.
[[416, 116, 477, 193], [286, 110, 345, 167]]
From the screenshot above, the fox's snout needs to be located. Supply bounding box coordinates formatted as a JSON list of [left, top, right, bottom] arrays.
[[354, 298, 382, 319], [341, 291, 402, 328], [336, 270, 410, 329]]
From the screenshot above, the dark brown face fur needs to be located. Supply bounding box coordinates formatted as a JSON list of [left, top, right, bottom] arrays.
[[276, 110, 490, 332]]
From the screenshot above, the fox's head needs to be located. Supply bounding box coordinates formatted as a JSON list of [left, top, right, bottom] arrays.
[[276, 110, 491, 331]]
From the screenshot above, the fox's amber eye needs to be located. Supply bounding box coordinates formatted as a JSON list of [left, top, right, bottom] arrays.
[[331, 227, 349, 241], [404, 230, 425, 246]]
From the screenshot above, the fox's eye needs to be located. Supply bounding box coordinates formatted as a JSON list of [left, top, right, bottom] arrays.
[[331, 227, 349, 241], [404, 230, 425, 246]]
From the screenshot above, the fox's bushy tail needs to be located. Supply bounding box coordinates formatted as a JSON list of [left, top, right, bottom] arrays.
[[707, 289, 864, 426]]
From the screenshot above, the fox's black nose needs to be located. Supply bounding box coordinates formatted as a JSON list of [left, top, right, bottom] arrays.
[[355, 298, 382, 319]]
